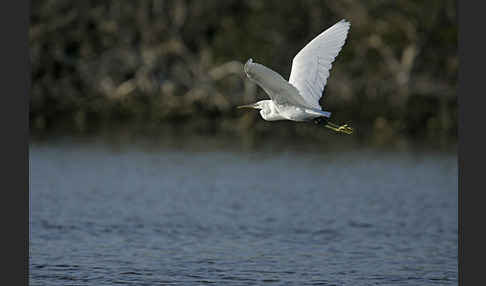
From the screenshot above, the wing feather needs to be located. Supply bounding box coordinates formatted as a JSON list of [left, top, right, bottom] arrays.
[[244, 58, 311, 108], [288, 19, 350, 109]]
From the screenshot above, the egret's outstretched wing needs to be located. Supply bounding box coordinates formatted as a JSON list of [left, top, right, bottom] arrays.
[[288, 19, 350, 109], [244, 58, 311, 108]]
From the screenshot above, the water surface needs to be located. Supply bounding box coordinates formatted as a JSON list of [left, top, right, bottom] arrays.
[[30, 140, 457, 285]]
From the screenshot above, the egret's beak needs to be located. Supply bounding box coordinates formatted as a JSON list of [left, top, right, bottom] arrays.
[[237, 103, 258, 109]]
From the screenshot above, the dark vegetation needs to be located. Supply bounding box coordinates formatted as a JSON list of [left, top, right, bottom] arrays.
[[30, 0, 457, 148]]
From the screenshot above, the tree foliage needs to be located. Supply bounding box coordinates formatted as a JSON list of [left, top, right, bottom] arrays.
[[30, 0, 457, 146]]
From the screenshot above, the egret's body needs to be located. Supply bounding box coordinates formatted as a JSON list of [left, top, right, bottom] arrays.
[[238, 19, 353, 134]]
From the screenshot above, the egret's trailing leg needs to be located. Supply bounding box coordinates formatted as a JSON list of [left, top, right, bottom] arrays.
[[313, 117, 353, 134], [325, 122, 353, 134]]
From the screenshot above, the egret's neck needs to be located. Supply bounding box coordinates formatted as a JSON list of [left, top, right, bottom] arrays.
[[259, 100, 286, 121]]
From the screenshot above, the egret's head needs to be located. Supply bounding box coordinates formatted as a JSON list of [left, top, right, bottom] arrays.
[[237, 100, 280, 121]]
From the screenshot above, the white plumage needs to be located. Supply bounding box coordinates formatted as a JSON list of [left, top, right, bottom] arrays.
[[238, 19, 353, 134], [289, 19, 350, 110]]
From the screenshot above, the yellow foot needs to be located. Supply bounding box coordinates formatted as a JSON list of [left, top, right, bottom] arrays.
[[325, 122, 353, 135]]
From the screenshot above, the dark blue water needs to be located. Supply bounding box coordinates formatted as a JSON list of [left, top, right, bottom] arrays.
[[29, 141, 457, 285]]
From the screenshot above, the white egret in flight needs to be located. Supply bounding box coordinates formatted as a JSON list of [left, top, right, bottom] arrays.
[[238, 19, 353, 134]]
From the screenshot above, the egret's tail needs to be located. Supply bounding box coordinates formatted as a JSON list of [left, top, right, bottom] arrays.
[[320, 111, 332, 117], [305, 108, 331, 118]]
